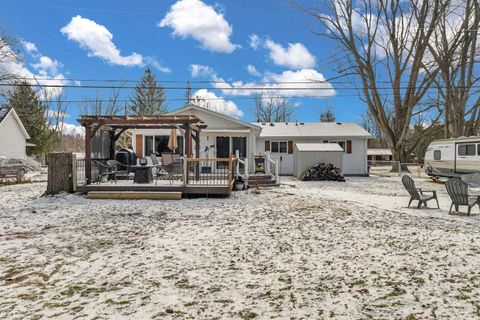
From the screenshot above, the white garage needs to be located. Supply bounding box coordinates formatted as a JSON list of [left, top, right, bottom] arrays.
[[293, 143, 344, 179]]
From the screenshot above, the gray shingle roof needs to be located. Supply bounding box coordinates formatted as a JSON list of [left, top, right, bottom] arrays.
[[255, 122, 372, 138]]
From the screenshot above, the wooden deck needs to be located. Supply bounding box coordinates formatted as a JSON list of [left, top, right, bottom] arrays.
[[77, 180, 233, 197], [87, 191, 182, 200]]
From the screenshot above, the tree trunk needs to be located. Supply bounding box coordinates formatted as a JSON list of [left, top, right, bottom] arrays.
[[45, 152, 75, 195]]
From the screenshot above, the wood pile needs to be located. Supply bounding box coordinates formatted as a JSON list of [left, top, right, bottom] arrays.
[[300, 163, 345, 182]]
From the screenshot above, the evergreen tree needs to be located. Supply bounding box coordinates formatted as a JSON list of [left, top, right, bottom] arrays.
[[185, 81, 192, 106], [129, 68, 167, 115], [6, 81, 58, 155], [320, 104, 336, 122]]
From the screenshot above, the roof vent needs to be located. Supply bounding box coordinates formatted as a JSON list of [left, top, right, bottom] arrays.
[[261, 122, 266, 125], [285, 122, 288, 125], [299, 122, 305, 125], [336, 122, 342, 125], [269, 123, 275, 127]]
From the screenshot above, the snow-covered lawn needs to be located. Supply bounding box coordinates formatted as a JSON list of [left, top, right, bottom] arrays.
[[1, 176, 480, 319]]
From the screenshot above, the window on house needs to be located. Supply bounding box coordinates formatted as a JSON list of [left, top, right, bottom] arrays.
[[458, 144, 476, 156], [434, 150, 441, 160], [145, 135, 184, 157], [271, 141, 287, 153]]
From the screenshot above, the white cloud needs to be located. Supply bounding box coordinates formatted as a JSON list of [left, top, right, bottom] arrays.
[[246, 64, 260, 77], [190, 64, 215, 78], [192, 89, 244, 118], [22, 41, 38, 55], [159, 0, 238, 53], [264, 39, 316, 69], [249, 34, 261, 50], [212, 68, 335, 98], [31, 56, 61, 76], [61, 15, 170, 72], [62, 122, 85, 136], [0, 42, 68, 98]]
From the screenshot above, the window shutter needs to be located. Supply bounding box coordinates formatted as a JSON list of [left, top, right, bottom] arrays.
[[347, 140, 352, 154], [323, 140, 328, 143], [265, 140, 270, 152], [288, 141, 293, 154], [135, 134, 143, 158]]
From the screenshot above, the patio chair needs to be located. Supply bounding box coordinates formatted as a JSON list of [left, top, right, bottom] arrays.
[[94, 160, 117, 184], [402, 175, 440, 209], [106, 160, 130, 179], [445, 179, 480, 215], [160, 152, 183, 185]]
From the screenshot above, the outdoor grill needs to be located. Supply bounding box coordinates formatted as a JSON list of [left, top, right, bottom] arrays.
[[116, 148, 137, 169]]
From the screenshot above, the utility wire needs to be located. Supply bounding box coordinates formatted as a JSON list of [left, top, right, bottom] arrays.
[[0, 82, 468, 91]]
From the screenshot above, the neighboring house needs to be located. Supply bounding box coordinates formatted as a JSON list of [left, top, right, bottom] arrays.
[[0, 106, 30, 159], [367, 148, 393, 161], [131, 104, 371, 176]]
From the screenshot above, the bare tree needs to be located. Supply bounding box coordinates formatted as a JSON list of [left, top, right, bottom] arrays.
[[299, 0, 446, 163], [427, 0, 480, 137], [253, 91, 294, 122], [81, 87, 126, 116], [0, 28, 19, 82]]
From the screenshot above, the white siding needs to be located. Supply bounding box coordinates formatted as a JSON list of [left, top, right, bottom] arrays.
[[0, 112, 27, 158], [293, 149, 343, 179], [256, 137, 369, 175]]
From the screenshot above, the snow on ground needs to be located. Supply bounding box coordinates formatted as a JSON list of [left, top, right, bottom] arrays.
[[1, 176, 480, 319]]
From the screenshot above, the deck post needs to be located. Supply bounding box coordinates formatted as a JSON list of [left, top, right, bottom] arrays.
[[85, 125, 92, 184], [185, 124, 192, 158], [109, 131, 115, 160]]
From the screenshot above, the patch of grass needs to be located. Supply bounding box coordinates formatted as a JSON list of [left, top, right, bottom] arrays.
[[61, 285, 85, 297], [184, 301, 198, 307], [412, 277, 425, 285], [239, 309, 257, 319], [351, 279, 366, 286], [175, 279, 197, 289], [105, 299, 130, 305], [213, 299, 233, 304], [378, 287, 406, 300], [44, 301, 71, 308]]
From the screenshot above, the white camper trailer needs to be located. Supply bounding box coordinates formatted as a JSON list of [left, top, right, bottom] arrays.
[[424, 136, 480, 178]]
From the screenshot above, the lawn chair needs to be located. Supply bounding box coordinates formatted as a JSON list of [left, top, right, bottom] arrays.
[[160, 152, 183, 185], [94, 160, 117, 184], [151, 154, 166, 182], [402, 175, 440, 209], [445, 179, 480, 215]]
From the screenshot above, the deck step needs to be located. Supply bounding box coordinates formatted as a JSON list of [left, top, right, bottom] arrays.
[[87, 191, 182, 200]]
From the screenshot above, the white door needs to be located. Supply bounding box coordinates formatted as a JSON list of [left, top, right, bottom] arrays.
[[269, 141, 293, 175]]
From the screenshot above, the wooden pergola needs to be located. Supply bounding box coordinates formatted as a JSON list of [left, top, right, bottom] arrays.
[[77, 114, 207, 184]]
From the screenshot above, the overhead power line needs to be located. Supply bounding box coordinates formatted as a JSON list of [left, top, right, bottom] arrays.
[[0, 81, 467, 91]]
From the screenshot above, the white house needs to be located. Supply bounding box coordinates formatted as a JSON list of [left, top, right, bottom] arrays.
[[255, 122, 371, 175], [132, 104, 371, 176], [0, 106, 30, 159]]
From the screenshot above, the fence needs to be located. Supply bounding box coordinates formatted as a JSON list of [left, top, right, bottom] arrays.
[[368, 160, 428, 178]]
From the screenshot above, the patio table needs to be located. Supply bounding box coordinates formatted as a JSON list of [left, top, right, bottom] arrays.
[[131, 165, 154, 184]]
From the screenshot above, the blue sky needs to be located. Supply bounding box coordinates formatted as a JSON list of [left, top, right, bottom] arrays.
[[0, 0, 366, 132]]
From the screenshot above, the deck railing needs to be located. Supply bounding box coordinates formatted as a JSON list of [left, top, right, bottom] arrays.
[[265, 151, 279, 183], [235, 150, 249, 181], [184, 157, 234, 187]]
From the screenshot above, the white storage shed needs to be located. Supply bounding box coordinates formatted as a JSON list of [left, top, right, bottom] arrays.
[[293, 143, 344, 179]]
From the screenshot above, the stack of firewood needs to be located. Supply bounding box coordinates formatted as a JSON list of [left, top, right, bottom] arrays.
[[300, 163, 345, 182]]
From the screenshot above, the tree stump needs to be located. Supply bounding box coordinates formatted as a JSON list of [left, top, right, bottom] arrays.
[[46, 152, 75, 195]]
